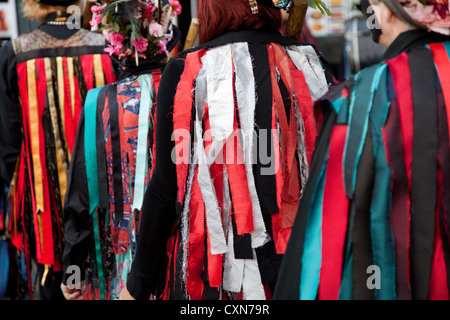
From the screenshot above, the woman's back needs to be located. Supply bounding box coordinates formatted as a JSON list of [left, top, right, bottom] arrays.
[[126, 26, 334, 300]]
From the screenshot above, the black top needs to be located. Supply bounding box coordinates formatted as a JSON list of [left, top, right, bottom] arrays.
[[125, 29, 335, 300], [0, 16, 108, 188]]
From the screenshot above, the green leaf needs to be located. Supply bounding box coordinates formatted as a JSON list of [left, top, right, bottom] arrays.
[[113, 21, 120, 32]]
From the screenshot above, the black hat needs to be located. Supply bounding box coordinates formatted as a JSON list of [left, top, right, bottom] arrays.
[[97, 0, 183, 67], [35, 0, 78, 6]]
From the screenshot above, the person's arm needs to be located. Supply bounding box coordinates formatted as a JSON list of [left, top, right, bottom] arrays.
[[61, 112, 91, 299], [122, 57, 184, 300], [0, 41, 22, 188]]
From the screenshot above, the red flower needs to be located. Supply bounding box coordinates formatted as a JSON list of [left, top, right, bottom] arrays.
[[427, 0, 450, 19]]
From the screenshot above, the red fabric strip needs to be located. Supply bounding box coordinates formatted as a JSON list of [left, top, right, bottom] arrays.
[[101, 54, 116, 85], [270, 95, 290, 254], [318, 125, 349, 300], [386, 55, 413, 296], [268, 43, 300, 229], [387, 54, 414, 186], [384, 118, 411, 300], [224, 115, 254, 236], [35, 58, 54, 265], [186, 172, 206, 300], [62, 57, 76, 153], [149, 69, 161, 179], [173, 49, 207, 204], [16, 62, 40, 262], [80, 55, 94, 91], [152, 69, 161, 93], [288, 60, 317, 165], [9, 148, 25, 252], [429, 43, 450, 155], [271, 213, 291, 255], [206, 234, 223, 289], [73, 75, 82, 134], [429, 164, 449, 299]]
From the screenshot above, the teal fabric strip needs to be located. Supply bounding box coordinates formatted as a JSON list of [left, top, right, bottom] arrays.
[[343, 64, 387, 198], [338, 252, 353, 300], [331, 93, 348, 117], [443, 41, 450, 56], [92, 207, 105, 300], [299, 163, 327, 300], [370, 138, 396, 300], [84, 86, 105, 300], [84, 86, 102, 215], [369, 67, 396, 300], [132, 74, 153, 212]]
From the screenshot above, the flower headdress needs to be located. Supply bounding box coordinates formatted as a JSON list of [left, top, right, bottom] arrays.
[[90, 0, 182, 66], [400, 0, 450, 35]]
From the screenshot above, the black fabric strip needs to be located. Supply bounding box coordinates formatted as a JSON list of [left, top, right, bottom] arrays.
[[95, 86, 109, 212], [344, 68, 377, 199], [273, 108, 338, 299], [232, 214, 253, 260], [15, 46, 107, 64], [351, 129, 374, 300], [384, 99, 410, 300], [409, 48, 438, 300], [248, 43, 278, 216], [107, 85, 124, 222]]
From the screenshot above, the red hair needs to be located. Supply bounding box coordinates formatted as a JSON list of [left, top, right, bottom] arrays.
[[197, 0, 282, 44]]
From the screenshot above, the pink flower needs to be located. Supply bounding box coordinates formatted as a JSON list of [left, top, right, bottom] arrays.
[[157, 39, 169, 56], [104, 44, 122, 56], [109, 32, 124, 47], [143, 2, 157, 21], [102, 28, 112, 41], [91, 5, 103, 15], [169, 0, 182, 16], [146, 1, 157, 12], [149, 21, 165, 37], [132, 37, 149, 53], [89, 14, 103, 27]]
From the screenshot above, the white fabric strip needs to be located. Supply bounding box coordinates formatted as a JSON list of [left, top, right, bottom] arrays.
[[242, 251, 266, 300], [285, 44, 329, 101], [223, 219, 245, 293], [195, 108, 228, 255], [231, 42, 268, 249], [132, 74, 152, 211], [223, 214, 266, 299], [205, 45, 235, 141]]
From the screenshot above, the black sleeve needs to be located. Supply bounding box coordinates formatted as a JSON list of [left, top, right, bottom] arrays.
[[61, 111, 91, 285], [0, 41, 22, 187], [126, 57, 184, 300]]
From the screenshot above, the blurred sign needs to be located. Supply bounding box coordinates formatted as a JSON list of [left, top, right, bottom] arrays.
[[0, 0, 18, 43], [306, 0, 358, 37]]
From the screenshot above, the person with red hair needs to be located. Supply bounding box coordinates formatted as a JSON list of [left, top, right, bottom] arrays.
[[120, 0, 334, 300]]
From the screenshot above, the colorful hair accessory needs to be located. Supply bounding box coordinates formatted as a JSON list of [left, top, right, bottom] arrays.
[[90, 0, 181, 65], [401, 0, 450, 35]]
